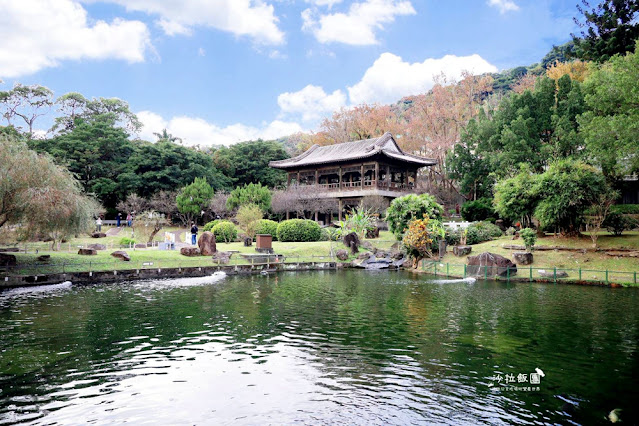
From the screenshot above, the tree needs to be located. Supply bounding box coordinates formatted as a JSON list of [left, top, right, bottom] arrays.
[[493, 166, 540, 228], [226, 183, 271, 212], [212, 140, 288, 188], [150, 190, 178, 223], [137, 211, 170, 244], [385, 194, 444, 240], [586, 191, 617, 247], [572, 0, 639, 62], [0, 84, 54, 136], [51, 92, 88, 133], [209, 191, 231, 218], [235, 204, 263, 239], [533, 160, 611, 235], [578, 41, 639, 178], [116, 194, 148, 216], [154, 128, 182, 144], [0, 135, 100, 248], [176, 177, 214, 225]]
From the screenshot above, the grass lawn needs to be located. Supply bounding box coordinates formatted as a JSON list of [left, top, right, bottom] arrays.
[[435, 231, 639, 285]]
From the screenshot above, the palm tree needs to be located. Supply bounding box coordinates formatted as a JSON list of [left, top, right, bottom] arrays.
[[153, 128, 183, 144]]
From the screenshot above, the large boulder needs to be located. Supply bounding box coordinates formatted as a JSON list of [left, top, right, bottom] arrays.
[[0, 253, 17, 266], [91, 232, 107, 238], [212, 251, 232, 264], [336, 249, 349, 261], [513, 252, 533, 265], [180, 247, 201, 257], [539, 269, 568, 278], [134, 243, 148, 249], [111, 251, 131, 261], [78, 248, 97, 256], [343, 232, 360, 255], [198, 231, 217, 255], [453, 245, 472, 256], [88, 243, 106, 251], [467, 252, 517, 277], [37, 254, 51, 262]]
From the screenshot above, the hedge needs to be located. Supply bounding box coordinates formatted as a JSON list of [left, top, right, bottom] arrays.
[[203, 220, 221, 232], [253, 219, 279, 241], [276, 219, 321, 242], [211, 221, 238, 243]]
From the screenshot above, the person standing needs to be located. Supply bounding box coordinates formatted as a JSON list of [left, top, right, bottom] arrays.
[[190, 222, 198, 245], [116, 213, 121, 227], [126, 213, 132, 227], [96, 217, 102, 232]]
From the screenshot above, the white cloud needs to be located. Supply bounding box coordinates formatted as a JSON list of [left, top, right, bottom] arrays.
[[198, 47, 206, 57], [89, 0, 285, 45], [347, 52, 498, 105], [302, 0, 415, 45], [137, 111, 303, 146], [278, 85, 346, 122], [0, 0, 151, 78], [305, 0, 343, 8], [487, 0, 519, 14]]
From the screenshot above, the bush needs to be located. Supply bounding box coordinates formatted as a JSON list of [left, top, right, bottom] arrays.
[[226, 183, 271, 212], [203, 220, 221, 232], [505, 227, 516, 236], [120, 237, 136, 246], [386, 194, 444, 240], [211, 221, 238, 243], [465, 221, 503, 245], [253, 219, 279, 240], [460, 198, 496, 222], [611, 204, 639, 215], [276, 219, 321, 242], [604, 212, 639, 236], [236, 204, 263, 238], [444, 228, 461, 246], [519, 228, 537, 251], [320, 227, 340, 241]]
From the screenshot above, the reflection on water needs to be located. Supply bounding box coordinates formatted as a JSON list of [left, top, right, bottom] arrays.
[[0, 271, 638, 425]]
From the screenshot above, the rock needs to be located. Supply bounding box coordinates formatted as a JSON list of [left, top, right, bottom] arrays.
[[78, 248, 97, 256], [467, 252, 517, 277], [198, 231, 217, 255], [336, 249, 349, 261], [361, 241, 373, 250], [212, 251, 232, 264], [37, 255, 51, 262], [365, 227, 380, 239], [453, 245, 472, 256], [391, 242, 400, 250], [513, 252, 533, 265], [111, 251, 131, 261], [134, 243, 147, 249], [180, 247, 201, 257], [91, 232, 107, 238], [343, 232, 360, 255], [243, 237, 253, 247], [538, 269, 568, 278], [0, 247, 19, 252], [88, 243, 106, 251], [351, 253, 372, 268], [392, 258, 406, 268], [364, 258, 391, 270], [495, 219, 506, 231], [357, 252, 371, 260], [0, 253, 17, 266], [389, 250, 403, 260], [512, 233, 520, 240]]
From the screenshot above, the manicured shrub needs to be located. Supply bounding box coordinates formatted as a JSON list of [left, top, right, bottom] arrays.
[[120, 237, 136, 246], [386, 194, 444, 240], [253, 219, 279, 240], [604, 212, 639, 236], [465, 221, 503, 245], [203, 220, 221, 232], [211, 221, 238, 243], [519, 228, 537, 251], [461, 198, 496, 222], [444, 228, 462, 246], [276, 219, 321, 242]]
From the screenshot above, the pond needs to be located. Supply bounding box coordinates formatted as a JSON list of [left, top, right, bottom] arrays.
[[1, 271, 638, 425]]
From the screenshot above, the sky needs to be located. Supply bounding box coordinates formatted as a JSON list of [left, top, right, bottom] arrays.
[[0, 0, 580, 146]]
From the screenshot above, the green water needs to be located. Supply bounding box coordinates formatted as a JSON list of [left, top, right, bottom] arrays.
[[1, 270, 638, 425]]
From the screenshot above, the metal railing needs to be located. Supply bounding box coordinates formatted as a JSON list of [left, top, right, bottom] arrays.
[[420, 260, 639, 286]]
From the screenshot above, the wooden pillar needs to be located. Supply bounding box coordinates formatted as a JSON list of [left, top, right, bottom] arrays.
[[287, 173, 291, 186], [286, 211, 290, 220], [338, 199, 343, 221], [360, 164, 364, 186], [375, 162, 379, 187], [315, 169, 319, 185], [385, 165, 390, 186], [297, 170, 300, 184], [338, 166, 342, 189]]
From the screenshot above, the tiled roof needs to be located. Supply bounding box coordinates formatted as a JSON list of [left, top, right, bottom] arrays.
[[269, 132, 437, 169]]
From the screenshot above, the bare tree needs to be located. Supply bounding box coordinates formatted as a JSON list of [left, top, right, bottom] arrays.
[[209, 191, 231, 218], [360, 195, 390, 215], [271, 185, 338, 219], [116, 193, 148, 216], [138, 210, 170, 244], [150, 190, 178, 222]]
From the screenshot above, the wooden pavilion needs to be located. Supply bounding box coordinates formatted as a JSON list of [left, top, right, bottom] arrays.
[[269, 132, 437, 222]]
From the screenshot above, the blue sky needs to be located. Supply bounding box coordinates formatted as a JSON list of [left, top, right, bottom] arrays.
[[0, 0, 579, 146]]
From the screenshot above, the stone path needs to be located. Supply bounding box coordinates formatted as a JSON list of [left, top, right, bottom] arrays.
[[106, 227, 123, 236]]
